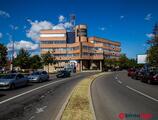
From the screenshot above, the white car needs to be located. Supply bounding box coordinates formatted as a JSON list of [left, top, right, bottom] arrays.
[[0, 73, 28, 90], [28, 71, 49, 83]]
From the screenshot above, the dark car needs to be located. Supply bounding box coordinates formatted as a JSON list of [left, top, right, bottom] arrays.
[[131, 69, 144, 80], [0, 67, 5, 73], [28, 71, 49, 83], [128, 68, 136, 77], [131, 69, 139, 80], [56, 70, 71, 78], [141, 71, 158, 84], [0, 73, 28, 90]]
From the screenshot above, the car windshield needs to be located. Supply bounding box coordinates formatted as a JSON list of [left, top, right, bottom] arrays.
[[31, 72, 41, 75], [59, 70, 65, 73], [1, 74, 16, 79]]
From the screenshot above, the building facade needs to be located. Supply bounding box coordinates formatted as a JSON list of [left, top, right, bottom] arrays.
[[39, 24, 121, 72]]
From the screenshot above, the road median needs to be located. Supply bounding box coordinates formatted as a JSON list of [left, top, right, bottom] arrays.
[[60, 72, 106, 120]]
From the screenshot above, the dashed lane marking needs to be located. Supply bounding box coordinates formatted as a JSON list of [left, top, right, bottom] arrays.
[[126, 85, 158, 102]]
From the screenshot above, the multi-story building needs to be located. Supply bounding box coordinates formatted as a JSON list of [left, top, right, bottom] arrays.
[[39, 24, 121, 72]]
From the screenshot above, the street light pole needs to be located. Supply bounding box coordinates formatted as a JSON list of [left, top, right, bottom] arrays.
[[9, 25, 17, 71], [11, 38, 15, 71]]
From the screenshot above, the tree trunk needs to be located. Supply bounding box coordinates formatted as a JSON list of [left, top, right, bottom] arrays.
[[48, 64, 49, 74]]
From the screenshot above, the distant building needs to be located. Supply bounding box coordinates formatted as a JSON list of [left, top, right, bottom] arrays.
[[39, 24, 121, 72]]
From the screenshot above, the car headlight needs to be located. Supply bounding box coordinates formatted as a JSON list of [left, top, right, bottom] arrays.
[[33, 77, 39, 80], [4, 82, 10, 85]]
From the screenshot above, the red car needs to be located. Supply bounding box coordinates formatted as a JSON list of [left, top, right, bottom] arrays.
[[141, 72, 158, 84], [128, 68, 136, 77]]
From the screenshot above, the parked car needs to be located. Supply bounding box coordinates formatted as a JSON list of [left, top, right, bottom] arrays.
[[0, 73, 28, 90], [0, 67, 5, 73], [56, 70, 71, 78], [28, 71, 49, 82], [131, 69, 144, 80], [131, 69, 139, 80], [128, 68, 136, 77], [141, 71, 158, 84]]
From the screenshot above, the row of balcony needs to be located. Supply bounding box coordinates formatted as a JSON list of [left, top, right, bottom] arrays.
[[54, 55, 104, 60]]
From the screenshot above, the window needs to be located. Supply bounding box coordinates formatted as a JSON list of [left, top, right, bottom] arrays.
[[41, 41, 66, 44], [42, 71, 47, 74], [16, 74, 24, 79]]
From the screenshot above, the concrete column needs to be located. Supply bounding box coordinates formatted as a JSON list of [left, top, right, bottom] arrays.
[[100, 60, 103, 71], [80, 60, 82, 72]]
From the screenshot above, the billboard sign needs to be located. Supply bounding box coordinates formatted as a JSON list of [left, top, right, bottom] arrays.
[[137, 54, 147, 64]]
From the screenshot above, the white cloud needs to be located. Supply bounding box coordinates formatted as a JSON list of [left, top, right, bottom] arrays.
[[144, 13, 152, 21], [53, 23, 65, 30], [23, 25, 27, 29], [0, 32, 3, 38], [120, 15, 124, 19], [7, 40, 39, 51], [53, 22, 72, 30], [58, 15, 65, 22], [26, 20, 54, 40], [146, 33, 154, 38], [26, 15, 73, 40], [99, 27, 106, 31], [64, 22, 73, 28], [0, 10, 10, 18], [10, 25, 18, 30]]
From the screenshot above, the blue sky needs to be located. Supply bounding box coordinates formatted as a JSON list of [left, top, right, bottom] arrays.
[[0, 0, 158, 58]]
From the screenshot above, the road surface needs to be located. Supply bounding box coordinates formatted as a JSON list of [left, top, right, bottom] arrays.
[[0, 72, 96, 120], [91, 71, 158, 120]]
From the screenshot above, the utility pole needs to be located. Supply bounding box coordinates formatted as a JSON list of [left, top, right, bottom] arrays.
[[8, 25, 17, 71], [11, 36, 14, 71]]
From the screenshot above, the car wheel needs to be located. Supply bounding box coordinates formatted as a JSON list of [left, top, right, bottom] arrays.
[[39, 78, 42, 83], [25, 81, 28, 86], [147, 79, 152, 84], [140, 79, 144, 82], [10, 83, 15, 89]]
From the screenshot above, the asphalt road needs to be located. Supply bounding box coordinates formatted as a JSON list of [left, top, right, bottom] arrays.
[[0, 72, 96, 120], [91, 71, 158, 120]]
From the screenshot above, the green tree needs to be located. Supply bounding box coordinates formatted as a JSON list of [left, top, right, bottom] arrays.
[[14, 48, 30, 69], [126, 58, 137, 68], [42, 51, 56, 73], [147, 23, 158, 66], [147, 23, 158, 46], [0, 43, 8, 66], [103, 55, 140, 70], [118, 54, 129, 69], [148, 46, 158, 67], [30, 55, 43, 70]]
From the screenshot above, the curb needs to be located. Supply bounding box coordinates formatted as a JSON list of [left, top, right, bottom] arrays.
[[55, 85, 76, 120], [89, 73, 109, 120], [89, 78, 97, 120]]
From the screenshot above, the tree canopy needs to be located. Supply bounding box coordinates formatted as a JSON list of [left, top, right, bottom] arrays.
[[0, 43, 8, 66], [103, 54, 140, 70], [41, 51, 56, 73], [30, 55, 43, 69], [147, 23, 158, 67], [14, 48, 31, 69]]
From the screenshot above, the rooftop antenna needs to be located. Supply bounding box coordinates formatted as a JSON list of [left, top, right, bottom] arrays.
[[70, 14, 76, 32]]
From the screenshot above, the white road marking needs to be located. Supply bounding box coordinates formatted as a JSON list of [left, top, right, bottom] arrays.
[[115, 76, 118, 80], [36, 106, 47, 114], [126, 85, 158, 102], [28, 116, 35, 120], [117, 80, 122, 84], [0, 76, 80, 105]]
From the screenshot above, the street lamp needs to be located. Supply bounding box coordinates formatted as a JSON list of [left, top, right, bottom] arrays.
[[7, 33, 14, 71]]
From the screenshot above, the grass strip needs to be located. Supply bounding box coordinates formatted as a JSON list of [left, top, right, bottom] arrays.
[[61, 73, 105, 120]]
